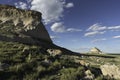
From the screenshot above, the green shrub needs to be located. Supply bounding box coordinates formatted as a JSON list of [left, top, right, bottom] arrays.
[[60, 66, 85, 80]]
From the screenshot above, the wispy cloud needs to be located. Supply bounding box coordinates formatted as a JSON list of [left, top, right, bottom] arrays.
[[51, 22, 82, 33], [85, 23, 106, 37], [87, 23, 120, 31], [84, 31, 106, 37], [85, 23, 120, 37], [66, 28, 82, 32], [51, 22, 65, 33], [50, 36, 60, 39], [108, 26, 120, 31], [87, 23, 107, 31], [65, 3, 74, 8], [113, 35, 120, 39], [91, 38, 107, 43]]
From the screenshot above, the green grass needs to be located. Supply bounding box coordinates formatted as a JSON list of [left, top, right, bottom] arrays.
[[0, 41, 86, 80], [0, 41, 120, 80]]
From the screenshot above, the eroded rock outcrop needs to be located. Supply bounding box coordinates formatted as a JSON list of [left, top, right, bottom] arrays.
[[47, 49, 62, 56], [84, 70, 94, 80], [90, 47, 103, 54], [0, 4, 52, 44], [100, 64, 120, 79]]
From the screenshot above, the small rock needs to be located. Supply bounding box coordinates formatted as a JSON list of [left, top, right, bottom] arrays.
[[84, 70, 94, 80], [47, 49, 62, 56], [79, 60, 90, 67]]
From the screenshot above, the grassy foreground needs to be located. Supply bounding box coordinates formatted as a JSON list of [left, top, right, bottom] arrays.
[[0, 41, 120, 80]]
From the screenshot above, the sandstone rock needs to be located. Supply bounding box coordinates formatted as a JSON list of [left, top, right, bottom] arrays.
[[76, 60, 90, 67], [79, 60, 86, 65], [47, 49, 62, 56], [84, 70, 94, 80], [90, 47, 103, 54], [100, 64, 120, 79], [0, 4, 52, 44]]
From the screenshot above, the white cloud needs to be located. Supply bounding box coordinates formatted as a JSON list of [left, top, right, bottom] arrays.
[[87, 23, 120, 32], [87, 23, 107, 31], [113, 35, 120, 39], [51, 22, 65, 33], [15, 2, 28, 9], [91, 38, 107, 43], [65, 3, 74, 8], [85, 23, 120, 37], [66, 28, 82, 32], [85, 23, 107, 37], [84, 31, 106, 37], [108, 26, 120, 31], [51, 22, 82, 33], [50, 36, 59, 39], [30, 0, 74, 24]]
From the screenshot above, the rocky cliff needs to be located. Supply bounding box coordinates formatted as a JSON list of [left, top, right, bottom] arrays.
[[0, 4, 52, 44]]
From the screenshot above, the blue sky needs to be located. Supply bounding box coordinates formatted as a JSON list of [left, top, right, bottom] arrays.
[[0, 0, 120, 53]]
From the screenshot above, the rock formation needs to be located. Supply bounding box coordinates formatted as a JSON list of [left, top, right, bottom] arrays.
[[90, 47, 103, 54], [47, 49, 62, 56], [84, 70, 94, 79], [0, 4, 52, 44], [100, 64, 120, 79]]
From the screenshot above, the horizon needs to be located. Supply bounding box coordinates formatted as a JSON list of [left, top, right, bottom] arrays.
[[0, 0, 120, 53]]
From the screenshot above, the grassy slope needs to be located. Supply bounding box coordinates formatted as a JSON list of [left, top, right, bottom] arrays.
[[0, 41, 85, 80], [0, 41, 120, 80]]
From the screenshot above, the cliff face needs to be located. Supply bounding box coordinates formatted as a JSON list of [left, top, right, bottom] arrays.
[[0, 4, 52, 44]]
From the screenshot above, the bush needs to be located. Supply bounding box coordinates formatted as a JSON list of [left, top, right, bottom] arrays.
[[60, 66, 85, 80]]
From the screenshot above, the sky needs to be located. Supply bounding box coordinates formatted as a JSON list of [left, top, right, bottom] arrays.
[[0, 0, 120, 53]]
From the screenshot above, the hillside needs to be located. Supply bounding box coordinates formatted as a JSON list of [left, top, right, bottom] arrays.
[[0, 4, 120, 80], [1, 41, 120, 80]]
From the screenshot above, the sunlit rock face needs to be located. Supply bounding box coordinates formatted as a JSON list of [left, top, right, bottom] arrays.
[[0, 4, 52, 43], [100, 64, 120, 79], [90, 47, 102, 54]]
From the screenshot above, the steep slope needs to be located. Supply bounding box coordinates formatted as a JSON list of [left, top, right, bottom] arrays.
[[0, 41, 86, 80]]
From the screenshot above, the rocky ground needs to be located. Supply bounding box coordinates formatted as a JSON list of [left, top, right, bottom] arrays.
[[75, 53, 120, 79]]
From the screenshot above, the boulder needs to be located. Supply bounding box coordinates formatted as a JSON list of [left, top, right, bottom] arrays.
[[84, 70, 94, 80], [0, 4, 52, 44], [47, 49, 62, 56], [100, 64, 120, 79]]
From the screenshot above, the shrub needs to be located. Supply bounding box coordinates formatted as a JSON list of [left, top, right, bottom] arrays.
[[60, 66, 85, 80]]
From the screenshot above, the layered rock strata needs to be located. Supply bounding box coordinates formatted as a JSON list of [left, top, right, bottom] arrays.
[[0, 4, 52, 44]]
